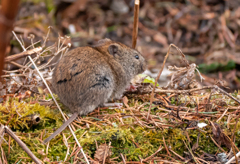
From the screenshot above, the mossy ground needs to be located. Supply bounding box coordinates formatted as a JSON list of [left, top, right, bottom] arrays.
[[1, 92, 240, 163]]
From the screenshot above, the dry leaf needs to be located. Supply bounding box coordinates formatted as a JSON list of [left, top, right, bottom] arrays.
[[165, 63, 203, 90], [122, 96, 129, 108], [212, 123, 231, 149], [94, 144, 112, 162]]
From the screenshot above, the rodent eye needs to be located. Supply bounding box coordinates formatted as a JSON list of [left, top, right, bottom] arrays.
[[135, 55, 139, 59]]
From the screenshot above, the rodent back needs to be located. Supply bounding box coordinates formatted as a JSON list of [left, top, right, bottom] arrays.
[[52, 46, 125, 113]]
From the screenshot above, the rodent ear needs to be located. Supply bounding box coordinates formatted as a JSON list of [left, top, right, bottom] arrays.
[[92, 38, 112, 48], [108, 45, 118, 56]]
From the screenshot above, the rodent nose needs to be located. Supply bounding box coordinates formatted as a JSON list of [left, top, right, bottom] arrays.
[[141, 61, 147, 72], [143, 60, 147, 70]]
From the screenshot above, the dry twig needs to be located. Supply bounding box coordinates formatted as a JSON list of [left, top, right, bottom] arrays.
[[132, 0, 139, 49], [147, 44, 189, 119], [4, 47, 42, 62], [4, 125, 41, 164]]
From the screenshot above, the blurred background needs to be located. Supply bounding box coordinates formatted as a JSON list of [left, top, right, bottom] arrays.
[[5, 0, 240, 90]]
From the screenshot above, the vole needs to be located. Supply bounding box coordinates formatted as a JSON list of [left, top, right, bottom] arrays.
[[44, 38, 146, 143]]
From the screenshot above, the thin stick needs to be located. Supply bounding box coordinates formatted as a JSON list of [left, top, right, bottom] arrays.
[[226, 150, 240, 164], [8, 61, 26, 68], [147, 44, 172, 119], [120, 153, 126, 164], [216, 108, 228, 122], [147, 43, 192, 119], [43, 113, 78, 143], [103, 142, 111, 164], [224, 134, 238, 164], [42, 27, 51, 48], [216, 86, 240, 104], [227, 113, 240, 164], [132, 0, 139, 49], [209, 135, 226, 153], [182, 139, 198, 164], [143, 145, 163, 162], [12, 31, 90, 164], [5, 126, 41, 164], [169, 149, 185, 160], [163, 136, 171, 157], [0, 125, 5, 145], [4, 47, 42, 62]]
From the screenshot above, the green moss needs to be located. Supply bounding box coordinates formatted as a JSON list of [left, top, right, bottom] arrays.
[[0, 100, 62, 130], [1, 93, 240, 163], [198, 60, 235, 73]]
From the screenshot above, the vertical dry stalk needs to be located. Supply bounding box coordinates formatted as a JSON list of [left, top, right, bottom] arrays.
[[147, 44, 191, 119], [0, 0, 20, 79], [147, 44, 172, 119], [132, 0, 140, 49]]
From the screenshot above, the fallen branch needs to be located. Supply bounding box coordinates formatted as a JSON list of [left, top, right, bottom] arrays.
[[4, 46, 42, 62], [3, 125, 41, 164], [143, 146, 162, 162]]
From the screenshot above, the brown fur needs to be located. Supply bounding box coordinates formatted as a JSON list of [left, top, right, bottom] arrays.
[[52, 38, 146, 115], [44, 39, 146, 143]]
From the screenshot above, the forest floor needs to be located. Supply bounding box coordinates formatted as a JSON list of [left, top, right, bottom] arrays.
[[1, 0, 240, 163]]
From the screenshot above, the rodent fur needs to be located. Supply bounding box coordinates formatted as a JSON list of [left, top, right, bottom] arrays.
[[52, 38, 146, 115]]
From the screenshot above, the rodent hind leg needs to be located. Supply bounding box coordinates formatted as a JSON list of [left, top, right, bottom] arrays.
[[77, 75, 114, 115], [78, 86, 114, 116]]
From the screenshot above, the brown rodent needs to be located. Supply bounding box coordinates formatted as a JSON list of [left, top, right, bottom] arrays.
[[44, 38, 146, 143]]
